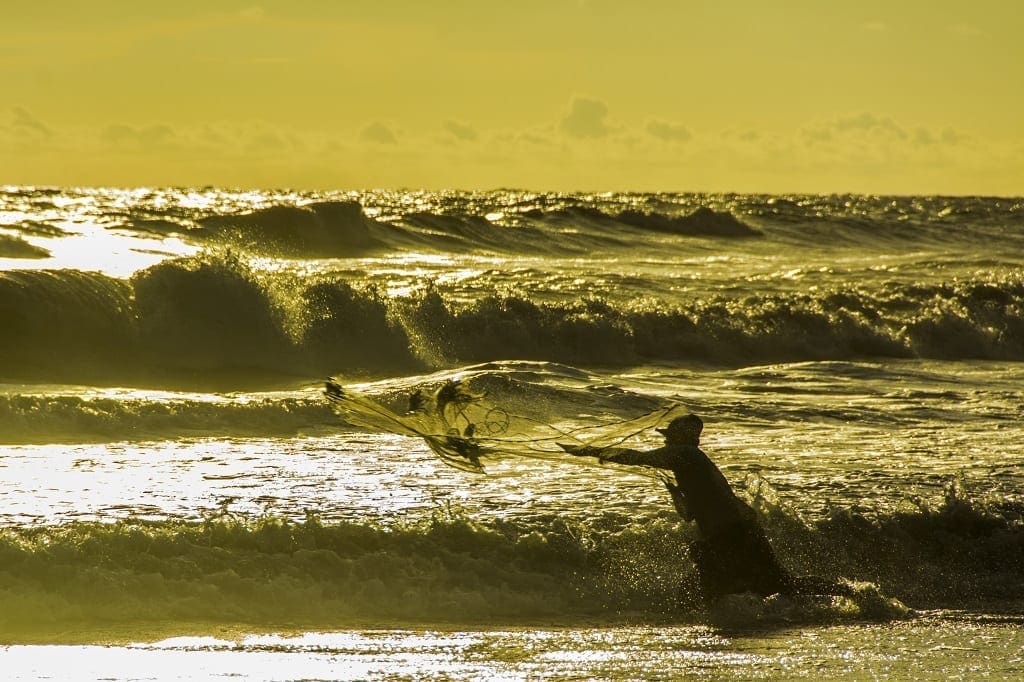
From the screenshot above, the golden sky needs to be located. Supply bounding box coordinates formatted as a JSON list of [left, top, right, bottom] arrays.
[[2, 1, 1021, 193]]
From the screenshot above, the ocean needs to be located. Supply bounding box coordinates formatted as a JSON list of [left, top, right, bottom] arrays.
[[1, 187, 1023, 679]]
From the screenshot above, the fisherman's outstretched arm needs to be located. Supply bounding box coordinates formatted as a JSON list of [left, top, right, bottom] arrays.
[[559, 443, 675, 470], [600, 446, 675, 469]]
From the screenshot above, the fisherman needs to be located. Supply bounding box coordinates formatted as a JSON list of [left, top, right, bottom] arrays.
[[561, 413, 798, 602]]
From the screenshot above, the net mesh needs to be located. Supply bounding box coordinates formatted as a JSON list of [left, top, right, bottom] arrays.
[[324, 378, 687, 474]]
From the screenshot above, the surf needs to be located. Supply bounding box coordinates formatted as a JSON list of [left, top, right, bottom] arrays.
[[3, 251, 1024, 387]]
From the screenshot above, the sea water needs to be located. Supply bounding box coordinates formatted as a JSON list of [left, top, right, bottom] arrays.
[[1, 188, 1022, 678]]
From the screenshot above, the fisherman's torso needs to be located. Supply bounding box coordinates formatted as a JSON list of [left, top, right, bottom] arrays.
[[663, 444, 756, 537]]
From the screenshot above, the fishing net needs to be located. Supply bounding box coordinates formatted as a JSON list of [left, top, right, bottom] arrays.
[[324, 378, 688, 474]]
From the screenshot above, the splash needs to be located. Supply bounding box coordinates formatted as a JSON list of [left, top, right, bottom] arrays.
[[4, 489, 1018, 638]]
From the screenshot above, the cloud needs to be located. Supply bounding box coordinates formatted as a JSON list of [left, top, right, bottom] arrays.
[[560, 96, 610, 138], [360, 121, 397, 145], [199, 125, 229, 147], [940, 127, 965, 145], [802, 113, 911, 146], [494, 129, 554, 148], [911, 127, 964, 147], [247, 130, 289, 152], [443, 120, 477, 142], [645, 120, 691, 143], [1, 107, 1005, 194], [913, 127, 936, 146], [101, 123, 175, 147], [802, 127, 833, 143], [719, 129, 763, 145], [834, 112, 906, 137], [12, 107, 51, 137], [785, 113, 982, 191]]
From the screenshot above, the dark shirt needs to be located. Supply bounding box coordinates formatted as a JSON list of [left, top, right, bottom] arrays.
[[602, 444, 756, 537]]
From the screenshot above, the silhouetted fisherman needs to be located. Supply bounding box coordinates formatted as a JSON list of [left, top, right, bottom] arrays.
[[562, 414, 811, 602]]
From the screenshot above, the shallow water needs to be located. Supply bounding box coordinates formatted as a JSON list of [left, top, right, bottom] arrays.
[[5, 617, 1024, 680], [2, 359, 1021, 525]]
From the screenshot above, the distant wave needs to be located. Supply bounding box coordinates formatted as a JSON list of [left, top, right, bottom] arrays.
[[0, 359, 666, 444], [395, 211, 579, 254], [0, 234, 49, 259], [0, 393, 334, 444], [3, 252, 1024, 385], [532, 205, 761, 237], [155, 195, 1024, 256], [193, 201, 753, 257], [7, 189, 1023, 257], [0, 483, 1018, 632], [196, 201, 389, 256], [190, 201, 615, 257], [6, 219, 68, 238]]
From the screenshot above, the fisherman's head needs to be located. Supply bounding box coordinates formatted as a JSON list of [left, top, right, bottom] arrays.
[[656, 414, 703, 446]]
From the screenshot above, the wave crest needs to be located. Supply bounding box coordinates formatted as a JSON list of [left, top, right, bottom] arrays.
[[2, 255, 1024, 386], [0, 483, 1018, 633], [197, 201, 385, 256]]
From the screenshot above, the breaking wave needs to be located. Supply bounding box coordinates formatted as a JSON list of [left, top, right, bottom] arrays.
[[190, 202, 757, 256], [1, 480, 1020, 634], [0, 269, 137, 384], [2, 252, 1024, 385], [530, 205, 761, 237], [196, 201, 389, 256]]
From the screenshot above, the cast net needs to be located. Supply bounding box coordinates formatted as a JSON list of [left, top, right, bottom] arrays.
[[324, 378, 687, 474]]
